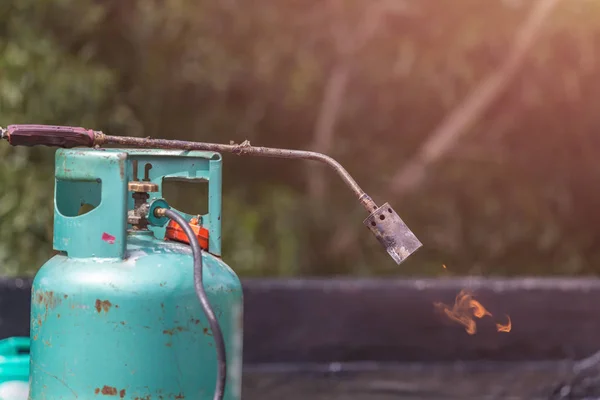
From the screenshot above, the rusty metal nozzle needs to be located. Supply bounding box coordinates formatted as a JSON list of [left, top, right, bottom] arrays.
[[364, 203, 422, 265]]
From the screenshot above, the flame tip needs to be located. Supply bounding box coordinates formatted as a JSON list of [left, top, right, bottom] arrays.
[[435, 289, 512, 335], [496, 314, 512, 333]]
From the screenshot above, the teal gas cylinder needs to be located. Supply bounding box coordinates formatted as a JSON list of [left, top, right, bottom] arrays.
[[29, 148, 243, 399]]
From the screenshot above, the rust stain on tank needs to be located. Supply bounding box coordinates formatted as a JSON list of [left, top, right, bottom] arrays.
[[120, 389, 126, 398], [35, 290, 61, 311], [163, 326, 187, 336], [101, 385, 117, 395], [119, 157, 125, 179], [34, 312, 45, 329], [95, 299, 113, 313], [95, 388, 100, 394]]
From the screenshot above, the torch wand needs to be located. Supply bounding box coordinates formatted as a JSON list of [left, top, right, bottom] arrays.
[[1, 124, 422, 264]]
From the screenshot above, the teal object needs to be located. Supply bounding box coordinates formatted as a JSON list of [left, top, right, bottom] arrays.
[[29, 149, 243, 399], [0, 337, 29, 400], [0, 337, 29, 383]]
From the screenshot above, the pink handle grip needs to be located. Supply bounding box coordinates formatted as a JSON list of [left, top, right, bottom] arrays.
[[6, 124, 97, 148]]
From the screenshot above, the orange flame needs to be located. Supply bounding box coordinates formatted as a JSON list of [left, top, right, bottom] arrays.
[[470, 299, 492, 319], [434, 290, 510, 335], [496, 315, 512, 332]]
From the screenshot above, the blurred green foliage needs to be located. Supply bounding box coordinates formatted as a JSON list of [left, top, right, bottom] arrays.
[[1, 0, 599, 277], [0, 0, 124, 275]]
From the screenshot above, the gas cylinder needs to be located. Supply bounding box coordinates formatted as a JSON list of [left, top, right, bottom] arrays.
[[28, 148, 243, 399]]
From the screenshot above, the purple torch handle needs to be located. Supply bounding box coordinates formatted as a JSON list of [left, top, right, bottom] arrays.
[[3, 124, 97, 148]]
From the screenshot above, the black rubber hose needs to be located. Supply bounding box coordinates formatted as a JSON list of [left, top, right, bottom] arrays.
[[163, 209, 227, 400]]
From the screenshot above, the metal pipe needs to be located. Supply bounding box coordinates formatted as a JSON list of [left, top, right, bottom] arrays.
[[96, 134, 378, 212]]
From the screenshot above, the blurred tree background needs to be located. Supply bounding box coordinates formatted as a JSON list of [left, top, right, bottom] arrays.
[[1, 0, 599, 278]]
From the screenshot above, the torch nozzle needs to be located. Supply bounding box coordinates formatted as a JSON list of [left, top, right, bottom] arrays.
[[364, 203, 422, 265]]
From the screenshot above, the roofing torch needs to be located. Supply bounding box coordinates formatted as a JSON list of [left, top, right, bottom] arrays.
[[0, 124, 422, 264]]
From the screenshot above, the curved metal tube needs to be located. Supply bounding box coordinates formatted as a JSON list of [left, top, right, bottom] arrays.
[[97, 134, 378, 212]]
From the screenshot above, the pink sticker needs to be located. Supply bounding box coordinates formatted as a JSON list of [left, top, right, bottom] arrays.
[[102, 232, 116, 244]]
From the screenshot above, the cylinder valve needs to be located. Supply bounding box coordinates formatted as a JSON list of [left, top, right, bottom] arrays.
[[127, 160, 158, 230]]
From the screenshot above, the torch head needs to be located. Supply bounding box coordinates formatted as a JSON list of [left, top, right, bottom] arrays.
[[364, 202, 422, 265]]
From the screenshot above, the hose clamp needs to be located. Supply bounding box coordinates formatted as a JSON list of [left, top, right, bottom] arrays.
[[147, 198, 171, 227]]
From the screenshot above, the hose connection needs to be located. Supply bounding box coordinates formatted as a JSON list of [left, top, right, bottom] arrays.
[[154, 208, 167, 218]]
